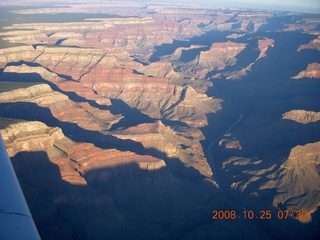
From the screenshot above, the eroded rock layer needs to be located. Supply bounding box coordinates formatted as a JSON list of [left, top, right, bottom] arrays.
[[0, 1, 319, 239], [282, 110, 320, 124], [0, 117, 225, 239], [264, 142, 320, 222], [293, 63, 320, 79]]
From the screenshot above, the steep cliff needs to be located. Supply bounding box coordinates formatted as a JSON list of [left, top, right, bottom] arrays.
[[113, 120, 212, 178], [292, 63, 320, 79], [263, 142, 320, 222], [0, 83, 122, 131], [177, 41, 246, 79], [0, 116, 224, 239]]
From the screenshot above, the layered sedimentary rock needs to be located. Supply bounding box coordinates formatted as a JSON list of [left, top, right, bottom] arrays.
[[0, 118, 64, 157], [1, 2, 319, 239], [1, 45, 220, 127], [33, 46, 117, 81], [77, 62, 220, 127], [3, 64, 113, 106], [282, 110, 320, 124], [0, 83, 121, 131], [292, 63, 320, 79], [0, 116, 225, 239], [212, 37, 274, 80], [113, 120, 212, 177], [0, 115, 165, 179], [0, 46, 42, 68], [193, 41, 246, 70], [262, 142, 320, 222], [176, 41, 246, 79], [234, 12, 270, 32]]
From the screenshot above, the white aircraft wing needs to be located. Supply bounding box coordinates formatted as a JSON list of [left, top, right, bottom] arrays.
[[0, 134, 41, 240]]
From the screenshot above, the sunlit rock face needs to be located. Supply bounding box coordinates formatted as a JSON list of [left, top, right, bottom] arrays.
[[298, 35, 320, 52], [0, 1, 320, 239], [293, 63, 320, 79], [282, 110, 320, 124], [0, 46, 43, 68], [0, 82, 122, 131], [0, 116, 226, 240], [167, 41, 247, 79], [112, 120, 212, 177], [263, 142, 320, 223], [257, 37, 275, 60]]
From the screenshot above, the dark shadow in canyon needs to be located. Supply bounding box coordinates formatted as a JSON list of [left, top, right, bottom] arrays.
[[11, 149, 225, 240], [0, 69, 155, 130], [0, 101, 205, 182], [12, 147, 320, 240], [0, 68, 189, 130], [198, 22, 320, 240], [149, 29, 232, 62], [203, 26, 320, 154]]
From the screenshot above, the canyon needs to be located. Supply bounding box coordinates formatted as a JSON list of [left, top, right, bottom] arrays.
[[0, 1, 319, 239]]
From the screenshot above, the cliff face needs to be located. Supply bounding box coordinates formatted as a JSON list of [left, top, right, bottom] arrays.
[[0, 117, 224, 239], [113, 120, 212, 177], [264, 142, 320, 222], [282, 110, 320, 124], [0, 83, 122, 131], [171, 41, 247, 79], [0, 119, 64, 157], [1, 1, 319, 239], [293, 63, 320, 79], [3, 61, 219, 128], [0, 46, 43, 68]]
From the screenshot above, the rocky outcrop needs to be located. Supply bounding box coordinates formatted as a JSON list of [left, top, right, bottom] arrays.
[[211, 37, 274, 80], [0, 82, 122, 131], [178, 41, 246, 79], [282, 110, 320, 124], [113, 120, 212, 177], [1, 2, 319, 239], [262, 142, 320, 222], [292, 63, 320, 79], [219, 133, 243, 150], [0, 46, 42, 68], [195, 41, 246, 69], [235, 12, 270, 32], [298, 35, 320, 52], [257, 37, 274, 60], [77, 63, 220, 127], [33, 46, 118, 81], [3, 64, 113, 106], [0, 116, 225, 240], [0, 118, 64, 157], [0, 116, 167, 185]]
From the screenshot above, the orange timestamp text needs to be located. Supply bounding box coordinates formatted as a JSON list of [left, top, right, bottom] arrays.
[[212, 209, 309, 220]]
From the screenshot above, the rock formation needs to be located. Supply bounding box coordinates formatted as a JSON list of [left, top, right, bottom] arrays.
[[257, 37, 275, 60], [298, 35, 320, 52], [0, 46, 42, 68], [0, 1, 319, 239], [282, 110, 320, 124], [292, 63, 320, 79], [113, 120, 212, 177], [262, 142, 320, 222], [175, 41, 246, 79], [0, 116, 225, 239], [0, 82, 122, 131]]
